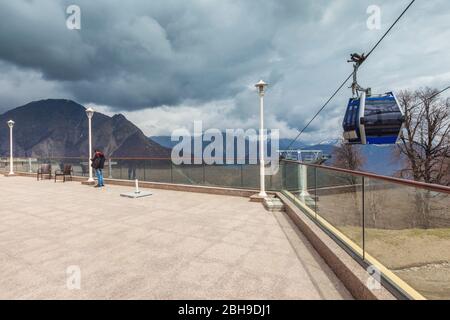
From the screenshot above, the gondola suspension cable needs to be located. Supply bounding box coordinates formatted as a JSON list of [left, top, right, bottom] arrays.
[[286, 0, 417, 150], [409, 85, 450, 108]]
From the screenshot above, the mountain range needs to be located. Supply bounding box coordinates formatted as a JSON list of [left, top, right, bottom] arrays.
[[0, 99, 170, 158]]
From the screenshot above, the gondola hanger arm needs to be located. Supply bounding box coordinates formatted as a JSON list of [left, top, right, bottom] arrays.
[[348, 53, 371, 97]]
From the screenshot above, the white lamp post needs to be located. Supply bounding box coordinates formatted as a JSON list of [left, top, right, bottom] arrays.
[[7, 120, 15, 175], [255, 80, 268, 198], [85, 107, 95, 183]]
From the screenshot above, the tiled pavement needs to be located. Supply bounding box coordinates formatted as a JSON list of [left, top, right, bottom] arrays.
[[0, 175, 352, 299]]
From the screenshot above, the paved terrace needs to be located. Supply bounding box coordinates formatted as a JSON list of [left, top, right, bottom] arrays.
[[0, 175, 351, 299]]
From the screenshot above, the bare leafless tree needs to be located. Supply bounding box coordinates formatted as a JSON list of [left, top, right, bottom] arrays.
[[332, 139, 366, 171], [330, 140, 366, 223], [396, 88, 450, 228], [397, 88, 450, 185], [443, 145, 450, 184]]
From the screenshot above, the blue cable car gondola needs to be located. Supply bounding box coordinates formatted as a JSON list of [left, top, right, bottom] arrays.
[[342, 91, 404, 145], [342, 53, 405, 145]]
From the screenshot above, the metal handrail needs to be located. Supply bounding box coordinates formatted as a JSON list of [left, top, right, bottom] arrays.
[[6, 156, 449, 194], [281, 159, 450, 194], [4, 156, 261, 161]]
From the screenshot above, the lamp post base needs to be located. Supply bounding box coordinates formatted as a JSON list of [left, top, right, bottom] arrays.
[[250, 193, 269, 203], [299, 190, 310, 197], [263, 197, 285, 212], [82, 180, 96, 186], [4, 172, 16, 177], [120, 191, 152, 198]]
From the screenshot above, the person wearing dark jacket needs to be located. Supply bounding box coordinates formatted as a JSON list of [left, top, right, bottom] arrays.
[[91, 149, 106, 188]]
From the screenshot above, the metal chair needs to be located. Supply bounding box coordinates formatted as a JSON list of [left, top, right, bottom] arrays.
[[37, 164, 52, 181], [54, 164, 73, 182]]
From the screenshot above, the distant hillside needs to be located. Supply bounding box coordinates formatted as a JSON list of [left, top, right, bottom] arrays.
[[306, 143, 403, 176], [150, 136, 178, 149], [0, 99, 170, 158], [355, 144, 403, 176]]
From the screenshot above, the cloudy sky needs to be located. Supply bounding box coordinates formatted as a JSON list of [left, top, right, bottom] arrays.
[[0, 0, 449, 143]]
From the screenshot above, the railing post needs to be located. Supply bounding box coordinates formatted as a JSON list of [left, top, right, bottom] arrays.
[[299, 163, 309, 199], [314, 167, 318, 218], [108, 158, 113, 178], [28, 157, 32, 173], [362, 176, 366, 260], [170, 162, 173, 183], [144, 160, 146, 181], [240, 164, 244, 188], [202, 162, 206, 185]]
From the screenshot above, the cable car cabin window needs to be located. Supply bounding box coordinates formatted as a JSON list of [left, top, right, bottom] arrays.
[[343, 99, 359, 130], [363, 95, 403, 142], [343, 93, 404, 144], [364, 97, 403, 133]]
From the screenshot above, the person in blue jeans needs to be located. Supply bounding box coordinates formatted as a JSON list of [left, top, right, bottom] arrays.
[[91, 149, 106, 188]]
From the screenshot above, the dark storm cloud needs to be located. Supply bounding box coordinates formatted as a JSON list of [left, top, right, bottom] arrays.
[[0, 0, 315, 109]]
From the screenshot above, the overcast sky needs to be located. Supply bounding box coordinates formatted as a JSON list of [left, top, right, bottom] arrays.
[[0, 0, 449, 143]]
